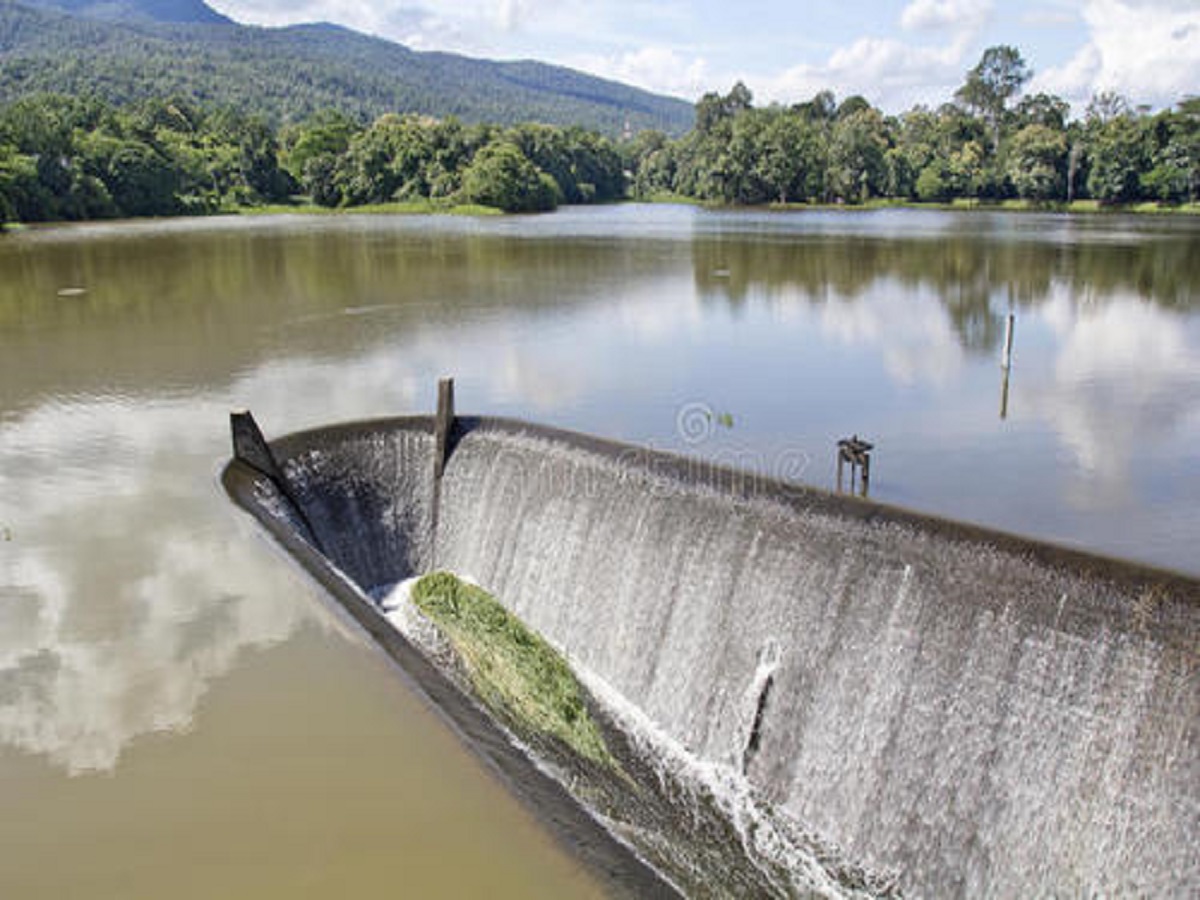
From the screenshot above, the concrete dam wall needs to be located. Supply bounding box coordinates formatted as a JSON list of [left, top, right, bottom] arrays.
[[235, 415, 1199, 897]]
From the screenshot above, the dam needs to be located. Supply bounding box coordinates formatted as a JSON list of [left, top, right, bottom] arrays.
[[224, 399, 1199, 897]]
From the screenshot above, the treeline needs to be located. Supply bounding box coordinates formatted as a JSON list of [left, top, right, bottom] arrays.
[[0, 93, 625, 224], [627, 47, 1200, 207], [4, 45, 1199, 227]]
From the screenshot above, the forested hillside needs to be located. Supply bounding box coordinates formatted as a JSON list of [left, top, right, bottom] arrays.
[[0, 0, 693, 134]]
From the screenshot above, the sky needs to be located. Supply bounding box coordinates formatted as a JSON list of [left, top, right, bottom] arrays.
[[205, 0, 1200, 114]]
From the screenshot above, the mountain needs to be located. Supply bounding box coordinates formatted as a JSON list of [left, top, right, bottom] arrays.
[[0, 1, 694, 135], [14, 0, 230, 24]]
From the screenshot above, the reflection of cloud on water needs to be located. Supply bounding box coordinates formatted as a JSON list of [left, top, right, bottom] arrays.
[[814, 286, 965, 387], [0, 319, 600, 774], [0, 395, 311, 774], [1028, 292, 1200, 506]]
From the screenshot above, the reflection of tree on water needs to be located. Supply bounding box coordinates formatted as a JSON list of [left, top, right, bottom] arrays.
[[692, 226, 1200, 355]]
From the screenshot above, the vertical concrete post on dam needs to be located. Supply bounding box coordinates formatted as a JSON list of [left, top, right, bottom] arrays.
[[225, 394, 1200, 897], [230, 410, 320, 548], [231, 409, 284, 483], [433, 376, 455, 480]]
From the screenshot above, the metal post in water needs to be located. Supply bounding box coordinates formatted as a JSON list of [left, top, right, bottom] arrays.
[[1001, 312, 1015, 370], [836, 436, 874, 498], [434, 377, 455, 480], [1000, 312, 1015, 420]]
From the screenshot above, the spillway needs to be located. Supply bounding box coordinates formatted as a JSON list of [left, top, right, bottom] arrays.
[[224, 411, 1199, 897]]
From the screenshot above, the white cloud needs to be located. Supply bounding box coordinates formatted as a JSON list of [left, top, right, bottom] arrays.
[[901, 0, 992, 32], [495, 0, 556, 31], [755, 34, 975, 111], [1032, 0, 1200, 108], [748, 0, 990, 110], [381, 8, 473, 52], [572, 46, 710, 99]]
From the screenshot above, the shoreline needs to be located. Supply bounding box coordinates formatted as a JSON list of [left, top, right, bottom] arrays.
[[4, 196, 1198, 232], [637, 193, 1200, 216]]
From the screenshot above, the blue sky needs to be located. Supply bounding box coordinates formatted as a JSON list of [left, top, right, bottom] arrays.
[[207, 0, 1199, 114]]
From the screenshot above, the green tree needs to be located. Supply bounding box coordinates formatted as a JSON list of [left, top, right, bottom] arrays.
[[0, 144, 43, 223], [757, 111, 806, 203], [281, 110, 357, 184], [1086, 113, 1148, 203], [915, 160, 951, 201], [103, 140, 180, 215], [1014, 92, 1069, 131], [1141, 98, 1200, 202], [460, 140, 559, 212], [827, 107, 890, 202], [794, 90, 836, 124], [1006, 124, 1068, 200], [955, 45, 1031, 146], [695, 82, 751, 136], [627, 131, 676, 198]]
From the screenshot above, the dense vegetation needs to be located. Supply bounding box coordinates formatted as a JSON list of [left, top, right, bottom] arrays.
[[3, 43, 1198, 227], [0, 0, 693, 135], [0, 93, 626, 221], [626, 47, 1199, 208]]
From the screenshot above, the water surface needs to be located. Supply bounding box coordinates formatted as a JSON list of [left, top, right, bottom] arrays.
[[1, 205, 1197, 895]]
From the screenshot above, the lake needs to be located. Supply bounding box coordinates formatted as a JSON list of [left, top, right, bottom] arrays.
[[1, 204, 1197, 895]]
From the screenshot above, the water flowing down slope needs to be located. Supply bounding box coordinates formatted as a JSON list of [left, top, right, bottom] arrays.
[[226, 413, 1199, 897]]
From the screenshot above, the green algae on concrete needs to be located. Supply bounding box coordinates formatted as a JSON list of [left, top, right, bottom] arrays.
[[410, 572, 614, 767]]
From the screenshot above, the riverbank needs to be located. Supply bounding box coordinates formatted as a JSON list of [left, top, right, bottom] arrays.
[[6, 196, 1198, 232], [245, 199, 503, 216], [640, 194, 1200, 216]]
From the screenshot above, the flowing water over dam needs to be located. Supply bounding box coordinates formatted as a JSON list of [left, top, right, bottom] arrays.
[[233, 413, 1199, 897]]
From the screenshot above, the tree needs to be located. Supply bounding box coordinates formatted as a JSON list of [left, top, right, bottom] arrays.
[[955, 46, 1031, 146], [1014, 93, 1069, 131], [756, 111, 812, 203], [104, 140, 180, 215], [915, 160, 951, 202], [460, 140, 559, 212], [1141, 98, 1200, 203], [794, 90, 836, 124], [827, 107, 890, 202], [1006, 124, 1068, 200], [695, 82, 753, 135], [281, 110, 357, 184], [1086, 91, 1130, 125], [1086, 113, 1148, 203]]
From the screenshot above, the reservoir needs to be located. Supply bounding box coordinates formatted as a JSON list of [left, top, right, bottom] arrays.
[[1, 205, 1198, 895]]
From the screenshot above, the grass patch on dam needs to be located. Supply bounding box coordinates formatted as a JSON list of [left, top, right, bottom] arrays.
[[410, 572, 614, 767]]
